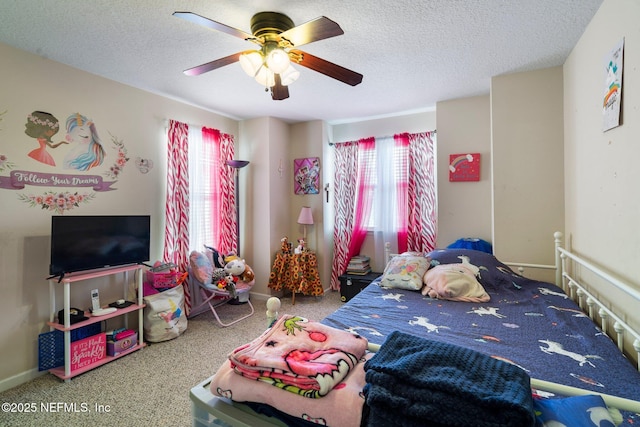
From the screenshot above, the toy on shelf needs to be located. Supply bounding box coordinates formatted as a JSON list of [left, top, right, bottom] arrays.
[[294, 238, 306, 254], [280, 236, 292, 254]]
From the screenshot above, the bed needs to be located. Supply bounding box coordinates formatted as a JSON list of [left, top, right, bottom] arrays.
[[190, 233, 640, 426]]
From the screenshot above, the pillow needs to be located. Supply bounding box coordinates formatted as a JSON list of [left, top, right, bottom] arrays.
[[380, 255, 430, 290], [533, 395, 619, 427], [189, 251, 213, 284], [422, 264, 490, 302], [426, 248, 530, 289], [204, 245, 226, 268]]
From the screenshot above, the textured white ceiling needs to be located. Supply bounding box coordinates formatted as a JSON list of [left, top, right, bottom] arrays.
[[0, 0, 602, 124]]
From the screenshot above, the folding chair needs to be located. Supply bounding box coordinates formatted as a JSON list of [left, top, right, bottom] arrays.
[[187, 270, 254, 327]]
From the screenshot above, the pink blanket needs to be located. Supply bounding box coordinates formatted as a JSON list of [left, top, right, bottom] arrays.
[[229, 315, 368, 398], [210, 353, 371, 426]]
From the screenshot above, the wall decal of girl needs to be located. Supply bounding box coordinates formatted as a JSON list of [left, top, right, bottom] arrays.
[[63, 113, 105, 171], [24, 111, 67, 166]]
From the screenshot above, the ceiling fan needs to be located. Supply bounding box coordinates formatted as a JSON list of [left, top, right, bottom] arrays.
[[173, 10, 363, 100]]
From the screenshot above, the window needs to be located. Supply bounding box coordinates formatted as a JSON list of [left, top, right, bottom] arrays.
[[186, 126, 233, 253], [361, 136, 409, 230]]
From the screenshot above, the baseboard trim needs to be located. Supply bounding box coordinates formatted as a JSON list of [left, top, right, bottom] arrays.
[[0, 368, 46, 393], [248, 292, 276, 301]]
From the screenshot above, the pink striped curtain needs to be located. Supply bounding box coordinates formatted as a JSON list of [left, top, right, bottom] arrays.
[[348, 137, 376, 259], [394, 134, 410, 253], [330, 140, 358, 290], [330, 137, 375, 290], [217, 132, 236, 254], [164, 120, 190, 271], [201, 127, 236, 254], [406, 131, 437, 252]]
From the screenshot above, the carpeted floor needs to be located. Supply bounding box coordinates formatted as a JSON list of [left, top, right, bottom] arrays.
[[0, 291, 343, 427]]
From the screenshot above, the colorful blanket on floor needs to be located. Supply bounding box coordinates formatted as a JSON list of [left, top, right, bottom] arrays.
[[229, 314, 368, 398], [363, 331, 535, 427]]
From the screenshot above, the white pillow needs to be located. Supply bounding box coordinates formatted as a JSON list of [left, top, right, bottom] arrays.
[[422, 264, 490, 302], [380, 255, 430, 291]]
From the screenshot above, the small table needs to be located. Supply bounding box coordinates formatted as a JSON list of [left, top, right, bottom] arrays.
[[268, 251, 323, 303]]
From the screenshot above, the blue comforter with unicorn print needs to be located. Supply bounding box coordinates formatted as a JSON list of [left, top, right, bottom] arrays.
[[322, 249, 640, 426]]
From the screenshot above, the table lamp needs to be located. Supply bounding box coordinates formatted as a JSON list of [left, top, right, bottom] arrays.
[[297, 206, 314, 241]]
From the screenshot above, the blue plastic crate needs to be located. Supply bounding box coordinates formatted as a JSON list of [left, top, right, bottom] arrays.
[[38, 323, 102, 371], [70, 323, 101, 341]]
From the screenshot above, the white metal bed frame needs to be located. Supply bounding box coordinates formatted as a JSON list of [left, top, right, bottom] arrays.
[[190, 232, 640, 425]]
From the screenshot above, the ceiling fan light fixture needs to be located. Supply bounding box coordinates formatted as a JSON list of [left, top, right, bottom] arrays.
[[265, 47, 290, 74], [254, 65, 275, 87], [239, 51, 263, 77], [280, 64, 300, 86]]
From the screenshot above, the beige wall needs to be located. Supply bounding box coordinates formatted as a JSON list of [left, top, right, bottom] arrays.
[[238, 117, 291, 297], [435, 95, 492, 248], [289, 121, 328, 287], [0, 42, 238, 389], [564, 0, 639, 283], [563, 0, 640, 336], [491, 66, 565, 272]]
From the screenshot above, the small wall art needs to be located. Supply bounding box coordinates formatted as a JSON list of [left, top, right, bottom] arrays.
[[603, 38, 624, 132], [449, 153, 480, 182], [294, 157, 320, 194]]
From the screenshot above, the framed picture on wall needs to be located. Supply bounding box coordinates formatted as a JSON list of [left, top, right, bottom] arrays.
[[449, 153, 480, 182], [294, 157, 320, 194]]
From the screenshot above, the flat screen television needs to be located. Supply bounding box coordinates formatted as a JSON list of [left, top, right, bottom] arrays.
[[49, 215, 151, 276]]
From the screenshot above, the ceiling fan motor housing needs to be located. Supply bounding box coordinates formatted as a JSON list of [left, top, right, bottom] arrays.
[[250, 12, 294, 39]]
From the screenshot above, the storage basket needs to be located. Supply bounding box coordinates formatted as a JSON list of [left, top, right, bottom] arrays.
[[38, 323, 102, 371], [145, 270, 180, 289]]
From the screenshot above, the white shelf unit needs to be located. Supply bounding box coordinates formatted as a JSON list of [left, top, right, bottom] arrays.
[[47, 264, 145, 381]]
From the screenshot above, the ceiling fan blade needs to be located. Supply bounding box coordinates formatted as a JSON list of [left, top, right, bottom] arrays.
[[271, 74, 290, 100], [173, 12, 254, 41], [183, 52, 241, 76], [279, 16, 344, 47], [290, 49, 363, 86]]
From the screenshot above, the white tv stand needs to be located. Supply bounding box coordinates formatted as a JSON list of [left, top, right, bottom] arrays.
[[47, 264, 145, 381]]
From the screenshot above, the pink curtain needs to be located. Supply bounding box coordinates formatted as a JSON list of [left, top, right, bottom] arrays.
[[394, 133, 410, 253], [164, 120, 191, 308], [201, 127, 236, 254], [330, 137, 375, 290], [164, 120, 190, 270], [217, 132, 236, 255], [330, 141, 358, 290], [406, 131, 437, 252], [347, 137, 376, 259]]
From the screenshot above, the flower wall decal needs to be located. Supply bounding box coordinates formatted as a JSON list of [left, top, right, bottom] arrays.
[[18, 190, 95, 214]]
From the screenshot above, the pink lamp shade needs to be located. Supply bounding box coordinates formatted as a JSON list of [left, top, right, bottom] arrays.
[[297, 206, 314, 225]]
